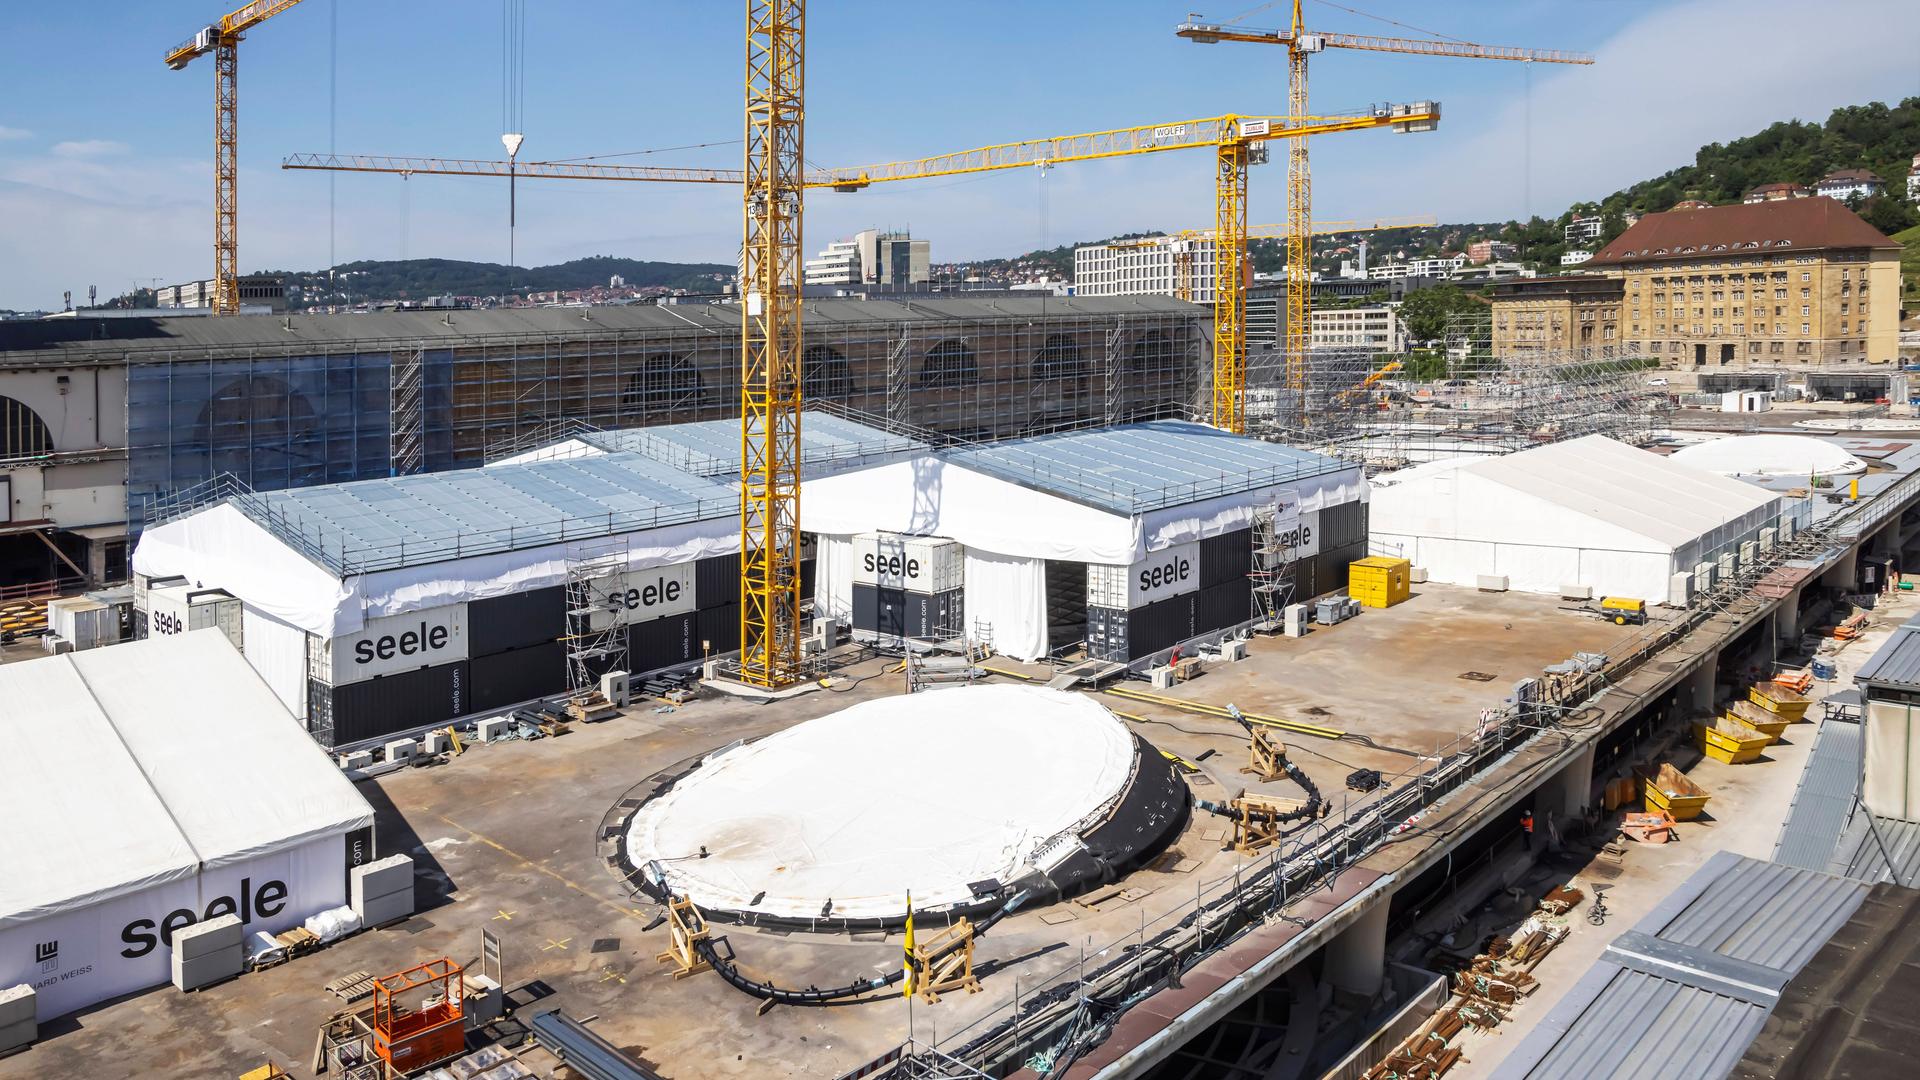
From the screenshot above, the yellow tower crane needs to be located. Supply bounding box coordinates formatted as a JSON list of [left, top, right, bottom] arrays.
[[1107, 215, 1438, 301], [285, 107, 1437, 438], [166, 1, 310, 316], [738, 0, 808, 688], [1178, 5, 1592, 422]]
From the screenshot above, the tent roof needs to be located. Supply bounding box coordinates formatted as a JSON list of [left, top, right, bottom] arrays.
[[0, 632, 374, 927], [228, 450, 738, 577], [492, 409, 927, 478], [943, 420, 1353, 516], [1461, 435, 1780, 550], [1669, 434, 1867, 478]]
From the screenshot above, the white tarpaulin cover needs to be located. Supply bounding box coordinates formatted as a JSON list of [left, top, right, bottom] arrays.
[[627, 685, 1135, 919], [0, 632, 374, 1018], [962, 551, 1050, 662], [1370, 435, 1784, 599]]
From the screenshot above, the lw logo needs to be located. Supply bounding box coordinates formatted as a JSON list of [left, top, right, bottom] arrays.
[[35, 940, 58, 973]]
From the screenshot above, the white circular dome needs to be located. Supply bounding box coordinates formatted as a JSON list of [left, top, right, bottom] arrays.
[[1670, 434, 1866, 478], [627, 685, 1141, 922]]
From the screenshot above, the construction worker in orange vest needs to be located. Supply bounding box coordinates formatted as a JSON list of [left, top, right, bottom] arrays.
[[1520, 810, 1535, 836]]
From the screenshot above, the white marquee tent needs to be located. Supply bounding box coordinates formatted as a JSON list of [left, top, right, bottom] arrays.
[[1368, 435, 1787, 601], [0, 632, 374, 1019]]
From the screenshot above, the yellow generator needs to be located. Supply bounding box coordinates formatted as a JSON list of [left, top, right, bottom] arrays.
[[1600, 596, 1646, 625], [1349, 557, 1411, 609]]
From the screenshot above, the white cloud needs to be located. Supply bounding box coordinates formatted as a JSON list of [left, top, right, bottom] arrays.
[[0, 126, 30, 142], [50, 139, 129, 159], [1328, 0, 1920, 223]]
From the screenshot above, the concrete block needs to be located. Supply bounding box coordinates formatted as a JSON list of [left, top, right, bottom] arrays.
[[1409, 567, 1429, 584], [1740, 541, 1758, 566], [476, 716, 511, 742], [421, 729, 451, 755], [1214, 638, 1247, 662], [350, 854, 414, 911], [359, 889, 415, 928], [598, 670, 631, 707], [1760, 527, 1778, 552], [173, 914, 243, 961], [463, 973, 505, 1027], [1560, 584, 1592, 601], [338, 750, 373, 771], [0, 984, 34, 1027], [171, 944, 243, 991], [384, 738, 418, 764], [1694, 561, 1717, 589], [0, 1017, 34, 1054], [1476, 575, 1508, 593]]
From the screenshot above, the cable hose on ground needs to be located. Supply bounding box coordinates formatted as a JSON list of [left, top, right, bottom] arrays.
[[686, 890, 1032, 1005], [1196, 754, 1324, 825]]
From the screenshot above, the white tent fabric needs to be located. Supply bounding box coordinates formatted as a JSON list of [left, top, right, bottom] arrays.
[[802, 453, 1363, 564], [242, 605, 311, 719], [812, 534, 856, 624], [1370, 435, 1784, 599], [0, 632, 373, 1019], [135, 503, 739, 639], [486, 437, 602, 467], [628, 686, 1135, 919], [1670, 434, 1867, 478], [963, 551, 1050, 662]]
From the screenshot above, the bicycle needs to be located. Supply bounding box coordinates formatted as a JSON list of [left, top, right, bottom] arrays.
[[1587, 884, 1611, 926]]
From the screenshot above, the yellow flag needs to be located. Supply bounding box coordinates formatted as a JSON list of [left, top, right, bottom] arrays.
[[902, 893, 915, 997]]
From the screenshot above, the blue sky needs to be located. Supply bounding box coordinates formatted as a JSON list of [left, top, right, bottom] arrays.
[[1, 0, 1917, 308]]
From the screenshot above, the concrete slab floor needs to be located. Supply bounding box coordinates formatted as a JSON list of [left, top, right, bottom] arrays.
[[0, 585, 1638, 1080], [1440, 587, 1920, 1080]]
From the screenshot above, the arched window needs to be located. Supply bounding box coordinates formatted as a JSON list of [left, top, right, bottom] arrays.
[[802, 344, 853, 399], [622, 354, 703, 410], [1032, 333, 1088, 380], [1, 396, 53, 458], [1130, 329, 1180, 373], [919, 339, 978, 388]]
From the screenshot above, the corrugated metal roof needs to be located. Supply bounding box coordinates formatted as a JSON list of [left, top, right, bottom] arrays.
[[941, 420, 1355, 516], [0, 295, 1204, 364], [1827, 812, 1920, 886], [233, 450, 737, 577], [1492, 852, 1870, 1080], [1852, 619, 1920, 691], [1774, 717, 1865, 870]]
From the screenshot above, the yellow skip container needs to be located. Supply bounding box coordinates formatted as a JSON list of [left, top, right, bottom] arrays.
[[1349, 557, 1411, 609], [1697, 715, 1772, 764]]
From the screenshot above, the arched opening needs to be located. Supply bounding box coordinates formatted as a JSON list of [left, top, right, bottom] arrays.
[[196, 375, 323, 484], [1130, 329, 1181, 374], [919, 339, 978, 388], [1033, 333, 1088, 380], [0, 396, 53, 458], [802, 344, 853, 399], [622, 354, 704, 411]]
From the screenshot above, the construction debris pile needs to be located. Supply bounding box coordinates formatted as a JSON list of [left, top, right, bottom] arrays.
[[1369, 903, 1576, 1080]]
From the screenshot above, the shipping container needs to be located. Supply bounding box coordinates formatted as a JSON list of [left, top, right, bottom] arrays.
[[697, 603, 742, 656], [850, 584, 963, 644], [628, 610, 699, 673], [695, 553, 741, 608], [1195, 577, 1253, 632], [469, 640, 566, 714], [851, 533, 964, 594], [469, 586, 565, 656], [309, 660, 468, 748], [1126, 591, 1198, 659], [1349, 556, 1411, 609], [1199, 529, 1252, 589], [1087, 605, 1128, 662], [590, 562, 697, 629], [1088, 539, 1202, 611], [145, 586, 244, 651], [310, 603, 470, 687]]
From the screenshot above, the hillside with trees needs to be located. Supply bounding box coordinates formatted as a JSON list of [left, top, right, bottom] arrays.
[[265, 255, 733, 305]]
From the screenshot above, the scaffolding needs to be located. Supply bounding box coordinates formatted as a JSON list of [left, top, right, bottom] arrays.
[[565, 538, 629, 707], [1250, 501, 1300, 632], [1250, 310, 1668, 472]]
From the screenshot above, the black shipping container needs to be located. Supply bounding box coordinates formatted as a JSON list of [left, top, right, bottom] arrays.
[[698, 603, 741, 655], [851, 584, 961, 641], [468, 585, 566, 656], [1195, 577, 1253, 633], [628, 611, 699, 673], [902, 589, 963, 639], [1318, 500, 1368, 554], [470, 640, 566, 714], [1086, 605, 1129, 662], [311, 661, 469, 748], [695, 553, 741, 609], [852, 583, 900, 637], [801, 558, 817, 602], [1126, 592, 1197, 659], [1199, 529, 1253, 589]]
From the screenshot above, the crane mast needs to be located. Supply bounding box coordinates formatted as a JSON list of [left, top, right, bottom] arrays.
[[738, 0, 807, 688]]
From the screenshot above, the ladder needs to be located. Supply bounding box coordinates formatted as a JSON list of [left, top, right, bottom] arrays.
[[1250, 502, 1299, 632]]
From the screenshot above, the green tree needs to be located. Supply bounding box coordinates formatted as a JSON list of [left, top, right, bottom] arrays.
[[1397, 284, 1481, 343], [1858, 195, 1917, 235]]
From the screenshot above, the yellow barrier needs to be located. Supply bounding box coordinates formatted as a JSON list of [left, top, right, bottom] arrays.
[[1103, 686, 1346, 741]]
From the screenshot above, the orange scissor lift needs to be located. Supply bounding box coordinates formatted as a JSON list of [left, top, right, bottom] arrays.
[[372, 959, 466, 1074]]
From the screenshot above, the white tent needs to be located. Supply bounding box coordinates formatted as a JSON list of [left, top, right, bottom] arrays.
[[802, 422, 1366, 661], [0, 631, 374, 1019], [1368, 435, 1785, 601]]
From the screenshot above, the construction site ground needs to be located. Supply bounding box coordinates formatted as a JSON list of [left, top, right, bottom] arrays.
[[1433, 587, 1918, 1080], [0, 586, 1651, 1080]]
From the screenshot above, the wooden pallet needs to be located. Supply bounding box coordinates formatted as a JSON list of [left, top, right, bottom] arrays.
[[324, 970, 376, 1002]]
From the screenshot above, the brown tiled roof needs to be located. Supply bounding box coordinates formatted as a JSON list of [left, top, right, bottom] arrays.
[[1588, 196, 1899, 266], [1819, 168, 1883, 184], [1748, 182, 1808, 194]]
